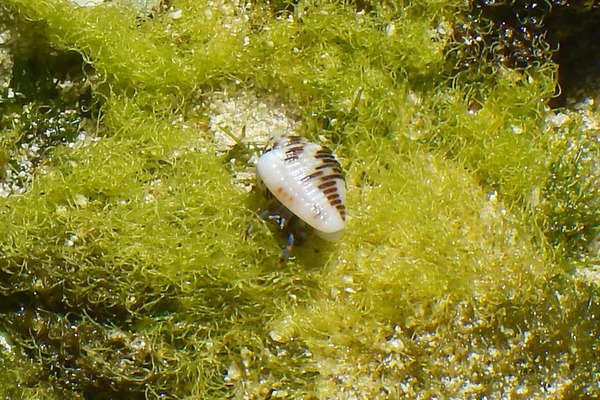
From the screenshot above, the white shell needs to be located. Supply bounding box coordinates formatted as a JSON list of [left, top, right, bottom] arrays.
[[257, 135, 346, 241]]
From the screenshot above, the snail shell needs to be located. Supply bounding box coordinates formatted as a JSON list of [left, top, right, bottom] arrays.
[[256, 135, 346, 242]]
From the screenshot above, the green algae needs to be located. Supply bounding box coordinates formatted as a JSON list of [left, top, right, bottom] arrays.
[[0, 0, 598, 398]]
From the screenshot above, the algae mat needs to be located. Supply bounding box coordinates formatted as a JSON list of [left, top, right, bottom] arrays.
[[0, 0, 598, 398]]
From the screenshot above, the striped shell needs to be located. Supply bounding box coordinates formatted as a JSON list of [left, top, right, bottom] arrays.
[[256, 135, 346, 241]]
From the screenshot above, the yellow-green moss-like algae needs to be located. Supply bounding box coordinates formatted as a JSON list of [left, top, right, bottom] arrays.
[[0, 0, 598, 398]]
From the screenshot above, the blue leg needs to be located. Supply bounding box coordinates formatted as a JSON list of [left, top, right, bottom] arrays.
[[280, 232, 294, 262], [259, 209, 287, 227], [247, 209, 283, 237]]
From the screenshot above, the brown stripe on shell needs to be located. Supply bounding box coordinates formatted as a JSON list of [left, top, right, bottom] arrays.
[[300, 170, 324, 183], [337, 205, 346, 220], [286, 136, 304, 145], [318, 180, 337, 190], [320, 173, 345, 182], [284, 145, 306, 162], [263, 135, 306, 154], [316, 159, 342, 168], [314, 149, 334, 159], [280, 136, 305, 149]]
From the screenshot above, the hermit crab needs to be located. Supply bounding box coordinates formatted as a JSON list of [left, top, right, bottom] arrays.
[[253, 135, 347, 260]]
